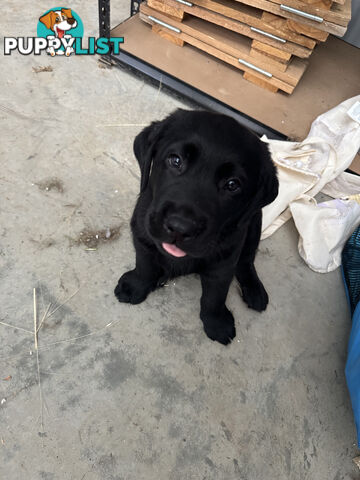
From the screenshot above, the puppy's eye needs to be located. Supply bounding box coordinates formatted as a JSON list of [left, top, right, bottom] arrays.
[[167, 154, 182, 170], [224, 178, 241, 192]]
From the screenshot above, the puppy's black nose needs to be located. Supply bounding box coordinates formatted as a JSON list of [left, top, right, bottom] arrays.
[[67, 17, 76, 25], [164, 214, 198, 239]]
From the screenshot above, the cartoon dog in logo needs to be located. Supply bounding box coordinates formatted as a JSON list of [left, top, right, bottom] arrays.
[[39, 8, 77, 56]]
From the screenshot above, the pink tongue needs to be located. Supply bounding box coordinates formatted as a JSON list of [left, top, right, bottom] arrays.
[[162, 242, 187, 258]]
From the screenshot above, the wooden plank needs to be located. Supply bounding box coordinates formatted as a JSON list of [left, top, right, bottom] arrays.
[[298, 0, 333, 5], [252, 40, 292, 60], [243, 72, 279, 92], [112, 15, 360, 139], [148, 0, 313, 57], [141, 3, 309, 86], [148, 0, 184, 19], [190, 0, 316, 48], [249, 48, 289, 71], [231, 0, 347, 35], [298, 0, 344, 4], [152, 24, 185, 45], [286, 18, 329, 40], [269, 0, 351, 26], [140, 10, 297, 93], [260, 11, 316, 47]]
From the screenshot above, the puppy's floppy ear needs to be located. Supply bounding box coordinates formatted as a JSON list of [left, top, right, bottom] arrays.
[[253, 143, 279, 210], [61, 8, 73, 19], [133, 120, 163, 192], [39, 11, 56, 30]]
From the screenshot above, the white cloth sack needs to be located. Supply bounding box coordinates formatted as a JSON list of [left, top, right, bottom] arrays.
[[261, 95, 360, 273], [290, 196, 360, 273]]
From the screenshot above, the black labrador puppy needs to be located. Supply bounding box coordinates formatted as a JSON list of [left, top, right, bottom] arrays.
[[115, 110, 278, 345]]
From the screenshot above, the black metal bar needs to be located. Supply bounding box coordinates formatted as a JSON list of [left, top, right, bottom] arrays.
[[98, 0, 110, 39], [131, 0, 144, 17], [110, 49, 287, 140]]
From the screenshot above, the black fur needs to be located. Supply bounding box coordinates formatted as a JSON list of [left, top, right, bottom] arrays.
[[115, 110, 278, 345]]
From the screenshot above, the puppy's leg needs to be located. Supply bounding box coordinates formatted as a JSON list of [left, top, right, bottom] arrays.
[[114, 239, 163, 305], [236, 211, 268, 312], [200, 271, 235, 345]]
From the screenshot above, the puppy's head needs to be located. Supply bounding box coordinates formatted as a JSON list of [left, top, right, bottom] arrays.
[[39, 9, 77, 37], [134, 110, 278, 259]]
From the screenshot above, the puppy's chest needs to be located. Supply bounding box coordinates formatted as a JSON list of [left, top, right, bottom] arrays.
[[160, 255, 200, 279]]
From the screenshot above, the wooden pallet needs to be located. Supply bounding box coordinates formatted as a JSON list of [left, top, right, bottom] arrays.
[[165, 0, 317, 47], [147, 0, 314, 58], [140, 3, 309, 93]]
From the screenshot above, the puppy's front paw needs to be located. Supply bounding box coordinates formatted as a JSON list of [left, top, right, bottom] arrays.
[[201, 307, 236, 345], [240, 280, 268, 312], [114, 270, 152, 305]]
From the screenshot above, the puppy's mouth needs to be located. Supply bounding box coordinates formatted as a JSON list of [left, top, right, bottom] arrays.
[[147, 210, 208, 258], [161, 242, 187, 258], [56, 28, 65, 38]]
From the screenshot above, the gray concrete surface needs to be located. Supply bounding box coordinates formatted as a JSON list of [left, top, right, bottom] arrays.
[[0, 1, 359, 479]]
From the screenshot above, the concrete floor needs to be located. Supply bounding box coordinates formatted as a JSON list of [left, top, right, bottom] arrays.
[[1, 1, 359, 479]]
